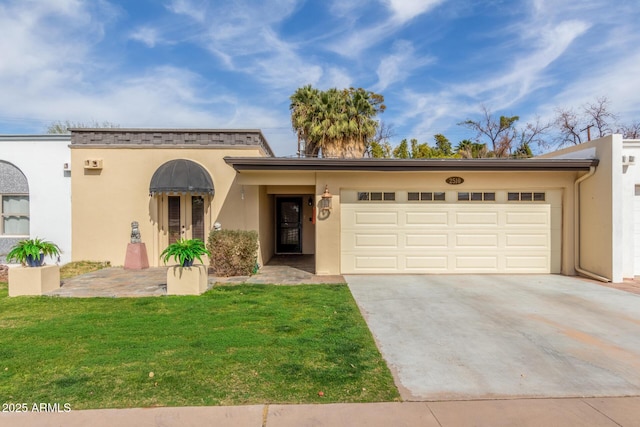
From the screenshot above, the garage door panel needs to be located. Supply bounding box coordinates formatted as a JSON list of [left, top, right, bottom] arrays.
[[341, 203, 552, 274], [405, 233, 448, 248], [455, 211, 498, 225], [354, 256, 397, 269], [456, 256, 499, 269], [354, 211, 398, 226], [405, 211, 448, 226], [506, 256, 549, 270], [506, 234, 549, 248], [455, 234, 499, 248], [506, 211, 549, 226], [405, 256, 448, 269], [354, 234, 398, 248]]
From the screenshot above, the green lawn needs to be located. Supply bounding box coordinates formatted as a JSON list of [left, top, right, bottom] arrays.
[[0, 282, 400, 409]]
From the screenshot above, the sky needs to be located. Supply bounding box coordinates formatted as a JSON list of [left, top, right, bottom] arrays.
[[0, 0, 639, 156]]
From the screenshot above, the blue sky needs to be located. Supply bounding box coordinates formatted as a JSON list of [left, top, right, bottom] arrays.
[[1, 0, 639, 156]]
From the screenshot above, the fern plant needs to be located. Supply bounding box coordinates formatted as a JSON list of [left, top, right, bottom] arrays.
[[160, 238, 210, 267], [6, 238, 61, 267]]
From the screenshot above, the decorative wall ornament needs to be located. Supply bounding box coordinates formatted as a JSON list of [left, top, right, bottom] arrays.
[[445, 176, 464, 185]]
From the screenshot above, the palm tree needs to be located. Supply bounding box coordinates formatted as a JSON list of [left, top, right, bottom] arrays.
[[456, 139, 488, 158], [290, 85, 385, 158]]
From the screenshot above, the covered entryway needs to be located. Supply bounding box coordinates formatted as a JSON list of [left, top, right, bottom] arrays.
[[149, 159, 214, 250], [341, 190, 557, 274]]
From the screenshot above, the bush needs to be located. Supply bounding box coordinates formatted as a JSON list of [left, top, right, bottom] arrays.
[[207, 229, 259, 277]]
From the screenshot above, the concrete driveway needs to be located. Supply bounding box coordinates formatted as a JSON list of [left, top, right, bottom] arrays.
[[346, 275, 640, 401]]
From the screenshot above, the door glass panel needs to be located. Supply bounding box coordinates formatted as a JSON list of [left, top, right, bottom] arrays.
[[168, 196, 181, 244], [276, 198, 302, 253], [191, 196, 205, 241]]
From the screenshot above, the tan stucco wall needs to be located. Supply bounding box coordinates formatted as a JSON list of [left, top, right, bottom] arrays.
[[258, 186, 275, 265], [71, 147, 264, 266], [540, 135, 622, 281]]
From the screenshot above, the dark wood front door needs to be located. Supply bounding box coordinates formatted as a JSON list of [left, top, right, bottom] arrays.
[[276, 197, 302, 253], [167, 195, 205, 244]]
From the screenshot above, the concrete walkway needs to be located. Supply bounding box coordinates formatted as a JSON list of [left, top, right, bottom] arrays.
[[3, 397, 640, 426]]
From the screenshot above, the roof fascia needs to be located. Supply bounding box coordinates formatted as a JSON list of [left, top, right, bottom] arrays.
[[224, 157, 599, 172]]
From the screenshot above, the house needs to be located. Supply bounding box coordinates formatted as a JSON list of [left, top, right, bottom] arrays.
[[2, 128, 633, 282], [0, 134, 72, 264], [69, 129, 274, 267]]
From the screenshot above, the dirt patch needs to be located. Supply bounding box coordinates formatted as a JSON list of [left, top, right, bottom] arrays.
[[0, 264, 8, 282]]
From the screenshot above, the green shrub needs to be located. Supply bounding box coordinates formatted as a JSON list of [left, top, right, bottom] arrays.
[[208, 229, 259, 276]]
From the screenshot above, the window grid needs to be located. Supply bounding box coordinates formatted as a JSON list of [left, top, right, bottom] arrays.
[[357, 191, 396, 202], [408, 191, 446, 201], [508, 192, 546, 202], [457, 192, 495, 202], [1, 194, 30, 236]]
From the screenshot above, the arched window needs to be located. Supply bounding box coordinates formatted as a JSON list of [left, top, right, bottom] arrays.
[[0, 161, 29, 236]]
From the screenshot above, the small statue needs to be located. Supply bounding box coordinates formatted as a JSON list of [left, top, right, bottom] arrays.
[[131, 221, 141, 243]]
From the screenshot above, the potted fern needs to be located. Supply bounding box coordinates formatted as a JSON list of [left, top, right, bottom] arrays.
[[161, 238, 211, 295], [160, 238, 210, 267], [6, 238, 61, 297], [6, 238, 61, 267]]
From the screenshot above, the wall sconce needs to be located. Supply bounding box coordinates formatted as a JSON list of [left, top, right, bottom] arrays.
[[307, 197, 313, 206], [320, 185, 333, 212]]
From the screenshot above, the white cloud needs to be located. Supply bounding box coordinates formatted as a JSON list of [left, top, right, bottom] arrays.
[[382, 0, 445, 24], [322, 68, 353, 89], [165, 0, 206, 23], [129, 26, 161, 48], [373, 40, 435, 92], [456, 19, 590, 109], [327, 0, 443, 58]]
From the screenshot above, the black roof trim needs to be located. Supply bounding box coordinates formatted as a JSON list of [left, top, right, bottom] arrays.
[[224, 157, 599, 172]]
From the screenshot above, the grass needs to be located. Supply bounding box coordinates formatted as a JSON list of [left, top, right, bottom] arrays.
[[0, 282, 400, 409], [60, 261, 111, 279]]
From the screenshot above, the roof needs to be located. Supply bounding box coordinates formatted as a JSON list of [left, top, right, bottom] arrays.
[[224, 157, 600, 172], [149, 159, 214, 196], [70, 128, 274, 157], [0, 135, 70, 142]]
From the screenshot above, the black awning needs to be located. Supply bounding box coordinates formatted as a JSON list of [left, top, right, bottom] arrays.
[[149, 159, 214, 196]]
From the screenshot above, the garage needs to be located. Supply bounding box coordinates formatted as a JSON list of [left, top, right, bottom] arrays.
[[341, 189, 561, 274]]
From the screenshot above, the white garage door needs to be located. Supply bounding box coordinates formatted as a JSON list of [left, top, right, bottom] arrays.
[[341, 191, 552, 274]]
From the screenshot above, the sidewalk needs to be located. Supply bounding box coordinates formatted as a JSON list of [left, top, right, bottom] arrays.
[[2, 397, 640, 427]]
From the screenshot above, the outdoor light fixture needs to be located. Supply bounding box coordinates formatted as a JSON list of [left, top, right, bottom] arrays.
[[320, 185, 333, 212]]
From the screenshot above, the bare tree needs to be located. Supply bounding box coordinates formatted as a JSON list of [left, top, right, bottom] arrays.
[[516, 117, 552, 152], [553, 107, 583, 145], [367, 121, 394, 158], [617, 121, 640, 139], [553, 96, 617, 145], [584, 97, 617, 138], [458, 105, 519, 155], [46, 120, 120, 134]]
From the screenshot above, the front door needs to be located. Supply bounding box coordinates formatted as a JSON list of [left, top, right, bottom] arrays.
[[167, 195, 206, 244], [276, 197, 302, 253]]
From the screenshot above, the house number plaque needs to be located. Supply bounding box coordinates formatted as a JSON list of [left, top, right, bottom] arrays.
[[446, 176, 464, 185]]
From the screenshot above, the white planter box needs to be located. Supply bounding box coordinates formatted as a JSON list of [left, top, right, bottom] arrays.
[[166, 264, 208, 295]]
